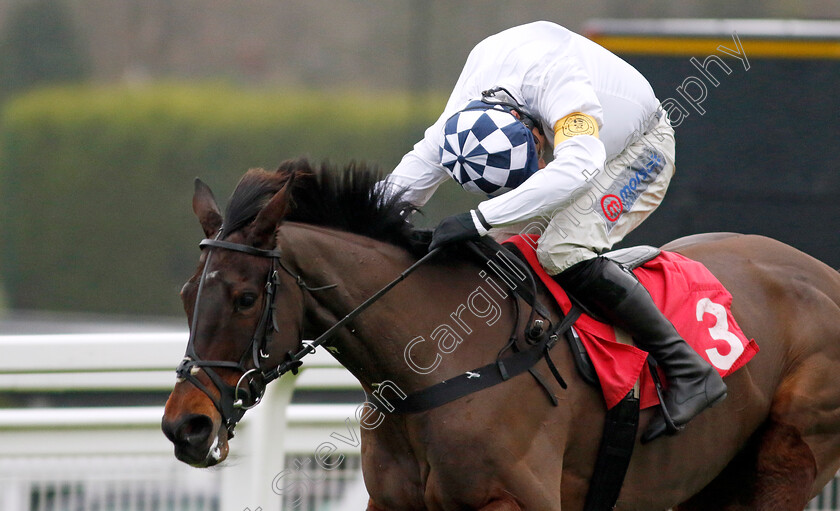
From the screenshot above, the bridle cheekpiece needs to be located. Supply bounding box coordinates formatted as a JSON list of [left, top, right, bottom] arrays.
[[175, 233, 335, 436]]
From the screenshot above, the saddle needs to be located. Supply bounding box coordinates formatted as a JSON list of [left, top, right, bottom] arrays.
[[463, 237, 662, 389], [535, 243, 662, 386]]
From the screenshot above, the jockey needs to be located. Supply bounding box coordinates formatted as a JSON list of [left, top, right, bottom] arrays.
[[380, 21, 727, 442]]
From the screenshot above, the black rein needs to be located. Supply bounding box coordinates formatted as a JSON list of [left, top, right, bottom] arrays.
[[175, 232, 441, 435]]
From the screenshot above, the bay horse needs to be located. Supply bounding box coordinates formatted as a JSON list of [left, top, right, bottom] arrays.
[[162, 158, 840, 510]]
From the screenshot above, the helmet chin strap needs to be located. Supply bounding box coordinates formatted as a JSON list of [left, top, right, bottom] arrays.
[[481, 86, 543, 135]]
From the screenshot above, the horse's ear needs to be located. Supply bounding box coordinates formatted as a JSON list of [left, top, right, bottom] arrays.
[[193, 178, 223, 238], [248, 175, 295, 249]]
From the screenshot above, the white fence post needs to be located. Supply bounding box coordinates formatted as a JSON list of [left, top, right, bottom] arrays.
[[220, 373, 298, 511], [1, 479, 26, 511]]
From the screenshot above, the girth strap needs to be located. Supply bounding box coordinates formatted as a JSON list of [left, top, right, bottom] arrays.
[[583, 390, 640, 511]]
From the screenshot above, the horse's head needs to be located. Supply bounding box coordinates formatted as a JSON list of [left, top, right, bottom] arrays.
[[162, 168, 306, 467]]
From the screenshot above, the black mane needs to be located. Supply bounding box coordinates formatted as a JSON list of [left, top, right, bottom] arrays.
[[222, 158, 427, 255]]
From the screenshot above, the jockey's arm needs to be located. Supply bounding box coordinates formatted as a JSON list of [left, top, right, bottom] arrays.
[[477, 53, 608, 228], [477, 130, 607, 227], [380, 151, 449, 207]]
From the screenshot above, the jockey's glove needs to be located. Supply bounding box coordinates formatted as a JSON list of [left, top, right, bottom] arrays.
[[429, 210, 492, 250]]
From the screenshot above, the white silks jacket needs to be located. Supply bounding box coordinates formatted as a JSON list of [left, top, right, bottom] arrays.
[[383, 21, 662, 228]]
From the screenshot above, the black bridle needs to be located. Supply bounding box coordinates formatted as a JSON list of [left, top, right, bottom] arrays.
[[175, 232, 441, 436], [175, 234, 337, 436]]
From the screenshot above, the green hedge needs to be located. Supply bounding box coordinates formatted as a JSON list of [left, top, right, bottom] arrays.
[[0, 84, 477, 315]]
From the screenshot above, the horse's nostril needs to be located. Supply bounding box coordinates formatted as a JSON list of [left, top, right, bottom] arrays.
[[164, 414, 214, 447], [179, 414, 214, 445]]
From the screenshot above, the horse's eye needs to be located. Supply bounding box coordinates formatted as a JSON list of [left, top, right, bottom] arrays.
[[235, 293, 258, 311]]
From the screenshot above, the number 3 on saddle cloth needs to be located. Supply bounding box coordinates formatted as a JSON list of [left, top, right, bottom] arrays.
[[505, 234, 760, 410]]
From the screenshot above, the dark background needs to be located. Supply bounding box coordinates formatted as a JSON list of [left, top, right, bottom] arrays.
[[617, 56, 839, 268]]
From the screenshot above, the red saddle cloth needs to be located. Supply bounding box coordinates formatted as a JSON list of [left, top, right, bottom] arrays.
[[505, 235, 759, 410]]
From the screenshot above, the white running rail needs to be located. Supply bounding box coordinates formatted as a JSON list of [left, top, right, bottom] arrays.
[[0, 332, 367, 511], [1, 332, 837, 510]]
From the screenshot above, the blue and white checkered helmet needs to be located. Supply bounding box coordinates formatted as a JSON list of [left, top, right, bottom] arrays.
[[439, 100, 540, 197]]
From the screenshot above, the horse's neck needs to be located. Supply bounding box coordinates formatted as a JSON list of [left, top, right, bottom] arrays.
[[278, 224, 516, 393]]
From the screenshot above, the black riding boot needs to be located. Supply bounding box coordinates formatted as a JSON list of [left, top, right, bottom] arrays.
[[555, 256, 728, 443]]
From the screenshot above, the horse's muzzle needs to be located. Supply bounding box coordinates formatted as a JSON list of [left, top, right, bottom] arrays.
[[161, 412, 228, 467]]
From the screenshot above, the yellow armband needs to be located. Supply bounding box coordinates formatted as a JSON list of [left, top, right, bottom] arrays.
[[553, 112, 599, 144]]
